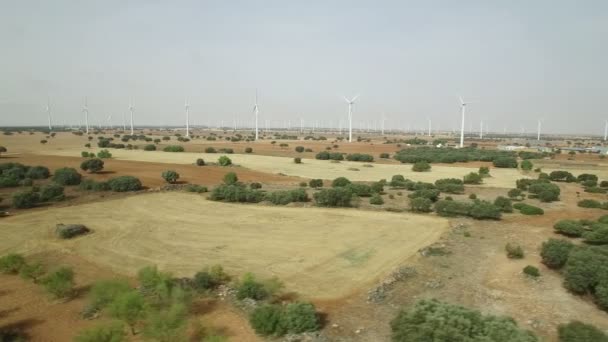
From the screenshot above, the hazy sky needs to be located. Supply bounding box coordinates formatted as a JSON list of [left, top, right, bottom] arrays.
[[1, 0, 607, 134]]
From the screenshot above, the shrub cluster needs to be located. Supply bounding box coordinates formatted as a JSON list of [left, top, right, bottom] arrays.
[[434, 199, 501, 220], [266, 189, 308, 205], [249, 302, 319, 337], [313, 188, 353, 207], [492, 157, 518, 168], [346, 153, 374, 162], [411, 161, 431, 172], [463, 172, 482, 184], [528, 182, 560, 202], [315, 151, 344, 161], [53, 167, 82, 185], [554, 220, 585, 237], [434, 178, 464, 194], [513, 202, 544, 215], [549, 170, 576, 182], [163, 145, 185, 152], [393, 147, 515, 164], [505, 243, 524, 259], [210, 184, 265, 203], [107, 176, 142, 192], [308, 179, 323, 188], [80, 158, 104, 173]]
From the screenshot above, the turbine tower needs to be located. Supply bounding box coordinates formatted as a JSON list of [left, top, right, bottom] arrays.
[[343, 95, 359, 143], [381, 114, 386, 135], [46, 97, 52, 131], [428, 118, 432, 137], [479, 120, 483, 139], [184, 99, 190, 137], [129, 99, 134, 135], [253, 90, 259, 140], [537, 119, 542, 141], [122, 111, 126, 131], [83, 97, 89, 134], [458, 97, 471, 148], [604, 120, 607, 141]]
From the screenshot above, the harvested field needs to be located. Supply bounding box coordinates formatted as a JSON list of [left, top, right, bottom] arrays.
[[0, 192, 447, 299], [39, 148, 528, 188]]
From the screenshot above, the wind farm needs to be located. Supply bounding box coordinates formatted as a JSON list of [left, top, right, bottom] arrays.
[[1, 2, 608, 342]]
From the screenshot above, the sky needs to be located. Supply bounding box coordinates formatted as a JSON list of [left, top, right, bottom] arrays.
[[0, 0, 607, 135]]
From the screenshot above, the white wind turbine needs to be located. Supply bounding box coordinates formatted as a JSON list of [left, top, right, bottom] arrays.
[[479, 120, 483, 139], [537, 119, 542, 141], [604, 120, 607, 141], [253, 90, 259, 140], [381, 114, 386, 135], [343, 95, 359, 143], [46, 97, 52, 131], [184, 99, 190, 137], [83, 97, 89, 134], [458, 96, 474, 148], [122, 110, 126, 131], [107, 114, 113, 129], [129, 99, 135, 135], [427, 118, 432, 136]]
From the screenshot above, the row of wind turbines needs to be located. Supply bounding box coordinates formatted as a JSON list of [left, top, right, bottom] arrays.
[[44, 93, 605, 146]]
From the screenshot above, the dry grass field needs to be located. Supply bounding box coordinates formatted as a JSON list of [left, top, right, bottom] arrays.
[[0, 192, 447, 299]]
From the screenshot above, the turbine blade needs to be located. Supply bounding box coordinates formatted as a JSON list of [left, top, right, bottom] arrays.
[[352, 94, 360, 102], [343, 96, 350, 103], [459, 96, 464, 105]]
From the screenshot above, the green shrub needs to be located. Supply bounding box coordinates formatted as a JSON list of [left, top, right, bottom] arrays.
[[393, 147, 515, 164], [408, 189, 440, 202], [107, 176, 142, 192], [494, 196, 513, 213], [493, 157, 518, 168], [469, 193, 477, 199], [205, 147, 216, 153], [550, 170, 576, 182], [578, 173, 599, 183], [250, 182, 262, 190], [369, 194, 384, 205], [371, 181, 384, 193], [163, 145, 185, 152], [463, 172, 483, 184], [479, 166, 490, 177], [469, 201, 502, 220], [294, 157, 302, 164], [109, 291, 146, 335], [583, 226, 608, 245], [380, 153, 390, 159], [245, 147, 253, 153], [53, 167, 82, 185], [346, 153, 374, 162], [554, 220, 584, 237], [410, 197, 433, 213], [196, 158, 205, 166], [39, 183, 65, 202], [74, 322, 126, 342], [578, 199, 602, 208], [540, 239, 574, 269], [345, 183, 372, 197], [79, 179, 110, 191], [528, 182, 560, 202], [218, 156, 232, 166], [236, 273, 269, 300], [523, 265, 540, 277], [295, 146, 305, 153], [80, 158, 104, 173], [249, 305, 284, 336], [563, 246, 608, 294], [89, 279, 132, 309], [0, 253, 26, 274], [331, 177, 351, 187], [434, 200, 472, 217], [281, 302, 319, 334], [266, 189, 309, 205], [12, 190, 40, 208], [558, 321, 608, 342], [0, 176, 19, 188], [313, 188, 352, 207], [97, 149, 112, 158], [161, 170, 180, 184], [25, 166, 50, 179], [223, 172, 238, 185], [390, 299, 537, 342], [210, 184, 265, 203], [513, 203, 544, 215], [434, 178, 464, 194], [309, 179, 323, 188], [520, 160, 533, 171], [185, 184, 207, 193], [19, 262, 45, 283], [505, 243, 524, 259], [42, 267, 75, 298], [315, 151, 344, 161], [412, 161, 431, 172]]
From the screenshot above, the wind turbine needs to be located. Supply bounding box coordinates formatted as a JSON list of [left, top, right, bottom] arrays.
[[343, 95, 359, 143], [122, 110, 126, 131], [479, 120, 483, 139], [253, 90, 259, 140], [537, 119, 542, 141], [46, 97, 52, 131], [184, 99, 190, 137], [604, 120, 608, 141], [107, 114, 113, 129], [83, 97, 89, 134], [458, 97, 471, 148], [129, 99, 134, 135], [381, 114, 386, 135], [427, 118, 432, 137]]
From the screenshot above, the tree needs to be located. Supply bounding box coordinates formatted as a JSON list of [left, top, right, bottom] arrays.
[[81, 158, 105, 173], [309, 179, 323, 188], [223, 172, 238, 185], [161, 170, 180, 184], [25, 166, 50, 179], [463, 172, 483, 184], [295, 146, 304, 153], [109, 291, 146, 335], [313, 188, 352, 207], [390, 299, 537, 342], [97, 149, 112, 158], [143, 144, 156, 151], [479, 166, 490, 177], [12, 190, 40, 208], [493, 157, 518, 168], [0, 146, 6, 157], [196, 158, 205, 166], [331, 177, 351, 187], [89, 279, 132, 309], [494, 196, 513, 213], [39, 183, 65, 201], [412, 161, 431, 172], [41, 267, 75, 298], [74, 322, 126, 342], [294, 157, 302, 164], [218, 156, 232, 166], [520, 160, 533, 171], [369, 194, 384, 205], [53, 167, 82, 185]]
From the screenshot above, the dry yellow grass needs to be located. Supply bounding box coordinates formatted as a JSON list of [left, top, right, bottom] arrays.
[[0, 192, 447, 299], [39, 148, 528, 188]]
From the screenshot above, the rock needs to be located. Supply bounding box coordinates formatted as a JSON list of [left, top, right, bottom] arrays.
[[331, 323, 339, 328]]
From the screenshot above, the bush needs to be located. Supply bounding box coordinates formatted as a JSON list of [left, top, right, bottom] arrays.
[[550, 170, 576, 182], [412, 161, 431, 172], [205, 147, 216, 153], [494, 196, 513, 213], [513, 203, 544, 215], [39, 183, 65, 202], [371, 181, 384, 194], [345, 183, 372, 197], [493, 157, 518, 168], [223, 172, 238, 185], [558, 321, 608, 342], [266, 189, 309, 205], [583, 226, 608, 245], [245, 147, 253, 153], [313, 188, 353, 207], [25, 166, 50, 179], [109, 291, 146, 335], [89, 279, 132, 309], [479, 166, 490, 177], [80, 158, 104, 173], [434, 178, 464, 194], [393, 147, 515, 164], [506, 243, 524, 259], [209, 184, 265, 203], [74, 322, 126, 342], [163, 145, 185, 152], [390, 299, 537, 342], [408, 189, 440, 202], [250, 182, 262, 189], [528, 182, 560, 202], [79, 179, 110, 192], [434, 200, 472, 217], [12, 190, 40, 208], [236, 273, 269, 300], [309, 179, 323, 188], [554, 220, 584, 237], [523, 265, 540, 277], [463, 172, 483, 184], [144, 144, 156, 151], [0, 176, 19, 188], [0, 253, 26, 274], [107, 176, 142, 192], [468, 201, 502, 220], [42, 267, 75, 298], [53, 167, 82, 185], [346, 153, 374, 162], [185, 184, 207, 193], [578, 199, 602, 208], [379, 153, 390, 159], [294, 157, 302, 164], [281, 302, 319, 334], [369, 194, 384, 205], [540, 239, 574, 269], [218, 156, 232, 166], [577, 173, 599, 183], [97, 149, 112, 158], [19, 262, 45, 283], [249, 305, 284, 336], [563, 246, 608, 294], [410, 197, 432, 212], [520, 160, 533, 171], [331, 177, 351, 187], [161, 170, 180, 184], [295, 146, 305, 153], [315, 151, 344, 161]]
